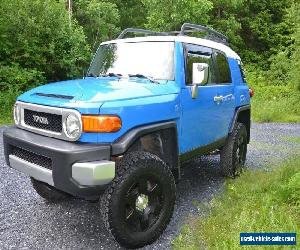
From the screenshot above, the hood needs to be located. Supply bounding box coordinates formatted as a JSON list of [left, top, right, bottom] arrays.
[[18, 77, 179, 109]]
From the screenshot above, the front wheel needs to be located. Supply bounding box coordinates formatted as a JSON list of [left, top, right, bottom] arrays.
[[220, 123, 248, 177], [100, 151, 176, 249]]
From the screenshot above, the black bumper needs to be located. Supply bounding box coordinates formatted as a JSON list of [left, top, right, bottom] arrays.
[[3, 127, 111, 199]]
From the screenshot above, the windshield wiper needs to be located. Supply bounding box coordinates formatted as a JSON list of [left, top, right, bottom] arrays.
[[128, 74, 159, 84], [86, 72, 98, 77], [86, 72, 122, 78], [100, 73, 123, 79]]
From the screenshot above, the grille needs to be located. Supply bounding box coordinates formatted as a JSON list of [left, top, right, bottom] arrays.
[[24, 109, 62, 133], [11, 146, 52, 170]]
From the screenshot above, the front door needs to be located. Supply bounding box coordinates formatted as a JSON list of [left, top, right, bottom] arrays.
[[179, 44, 235, 154]]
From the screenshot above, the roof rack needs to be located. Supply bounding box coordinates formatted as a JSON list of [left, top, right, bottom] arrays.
[[117, 28, 168, 39], [117, 23, 229, 45], [179, 23, 229, 45]]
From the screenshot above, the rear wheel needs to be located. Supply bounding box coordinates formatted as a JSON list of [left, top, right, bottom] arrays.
[[31, 178, 71, 202], [220, 123, 248, 177], [100, 151, 176, 249]]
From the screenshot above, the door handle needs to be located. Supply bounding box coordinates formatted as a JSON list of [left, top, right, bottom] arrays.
[[214, 95, 223, 103]]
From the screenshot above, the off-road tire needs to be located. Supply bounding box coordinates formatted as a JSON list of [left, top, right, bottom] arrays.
[[31, 178, 71, 202], [100, 151, 176, 249], [220, 123, 247, 177]]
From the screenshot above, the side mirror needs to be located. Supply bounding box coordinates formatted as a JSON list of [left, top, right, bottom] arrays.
[[193, 63, 209, 85], [191, 63, 209, 99]]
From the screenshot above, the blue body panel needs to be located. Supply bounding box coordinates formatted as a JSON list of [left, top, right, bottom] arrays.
[[17, 41, 250, 152], [178, 43, 237, 153]]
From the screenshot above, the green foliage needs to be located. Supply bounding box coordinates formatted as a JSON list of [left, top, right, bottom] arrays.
[[173, 156, 300, 249], [266, 51, 292, 86], [264, 1, 300, 89], [289, 2, 300, 91], [238, 0, 293, 65], [143, 0, 213, 31], [246, 68, 300, 122], [0, 64, 46, 125], [0, 0, 299, 125], [0, 0, 90, 82], [73, 0, 120, 50], [246, 1, 300, 122], [209, 0, 243, 52], [280, 172, 300, 206], [108, 0, 147, 30], [0, 0, 91, 124], [0, 64, 46, 92]]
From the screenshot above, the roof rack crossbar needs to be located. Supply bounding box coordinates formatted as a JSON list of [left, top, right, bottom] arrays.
[[118, 28, 168, 39], [179, 23, 228, 44]]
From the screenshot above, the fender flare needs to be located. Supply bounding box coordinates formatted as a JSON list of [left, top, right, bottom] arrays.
[[230, 105, 251, 143], [111, 121, 178, 156]]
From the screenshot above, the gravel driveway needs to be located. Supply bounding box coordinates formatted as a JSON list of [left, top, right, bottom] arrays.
[[0, 123, 299, 250]]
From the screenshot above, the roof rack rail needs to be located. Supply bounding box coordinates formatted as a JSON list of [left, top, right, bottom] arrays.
[[118, 28, 168, 39], [179, 23, 229, 45], [117, 24, 229, 45]]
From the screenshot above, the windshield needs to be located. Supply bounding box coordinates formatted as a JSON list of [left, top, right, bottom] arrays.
[[87, 42, 175, 80]]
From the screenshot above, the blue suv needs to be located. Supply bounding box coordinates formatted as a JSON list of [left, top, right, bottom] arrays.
[[3, 23, 251, 248]]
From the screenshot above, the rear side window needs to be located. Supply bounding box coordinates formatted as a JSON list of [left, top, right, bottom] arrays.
[[215, 52, 231, 84], [238, 60, 246, 82], [184, 44, 216, 85]]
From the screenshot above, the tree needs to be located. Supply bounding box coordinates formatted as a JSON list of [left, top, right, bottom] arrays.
[[108, 0, 147, 30], [0, 0, 90, 82], [73, 0, 120, 50], [289, 1, 300, 90], [237, 0, 293, 65], [262, 0, 300, 87], [209, 0, 244, 53], [142, 0, 213, 31]]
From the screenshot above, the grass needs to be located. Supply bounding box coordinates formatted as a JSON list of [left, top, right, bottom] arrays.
[[172, 156, 300, 249], [282, 137, 300, 144], [251, 86, 300, 123], [247, 69, 300, 123]]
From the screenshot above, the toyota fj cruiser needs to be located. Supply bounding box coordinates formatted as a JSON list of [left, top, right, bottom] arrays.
[[3, 23, 251, 248]]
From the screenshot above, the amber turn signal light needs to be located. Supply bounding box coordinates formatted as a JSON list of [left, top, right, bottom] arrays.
[[82, 115, 121, 133]]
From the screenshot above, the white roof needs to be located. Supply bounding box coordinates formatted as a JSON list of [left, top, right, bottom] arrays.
[[101, 36, 240, 60]]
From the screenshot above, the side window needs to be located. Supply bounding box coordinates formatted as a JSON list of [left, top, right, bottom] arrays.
[[185, 44, 216, 85], [215, 52, 231, 84], [238, 60, 246, 82]]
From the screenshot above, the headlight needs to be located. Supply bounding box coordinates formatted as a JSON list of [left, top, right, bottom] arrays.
[[65, 114, 82, 140], [13, 103, 21, 125]]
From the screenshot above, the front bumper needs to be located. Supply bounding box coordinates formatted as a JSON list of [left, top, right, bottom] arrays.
[[3, 127, 115, 199]]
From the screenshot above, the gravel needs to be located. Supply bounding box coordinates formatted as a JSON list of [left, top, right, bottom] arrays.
[[0, 123, 299, 250]]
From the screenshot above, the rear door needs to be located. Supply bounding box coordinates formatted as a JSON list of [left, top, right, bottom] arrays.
[[212, 49, 236, 136], [179, 44, 235, 154]]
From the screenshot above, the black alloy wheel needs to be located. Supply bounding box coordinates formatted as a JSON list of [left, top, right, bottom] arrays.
[[101, 151, 176, 249], [220, 122, 248, 177], [124, 175, 163, 232], [234, 131, 247, 175]]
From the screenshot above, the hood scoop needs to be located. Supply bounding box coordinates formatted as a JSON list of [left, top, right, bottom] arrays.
[[34, 92, 74, 100]]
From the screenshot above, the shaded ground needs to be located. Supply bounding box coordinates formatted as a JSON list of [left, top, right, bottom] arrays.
[[0, 123, 299, 249]]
